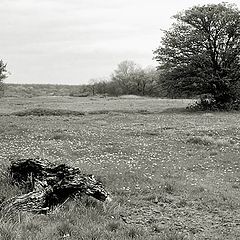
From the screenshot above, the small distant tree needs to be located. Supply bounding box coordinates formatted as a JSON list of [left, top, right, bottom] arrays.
[[88, 78, 98, 95], [0, 60, 8, 97], [111, 60, 163, 96], [142, 67, 163, 96], [94, 78, 109, 95], [154, 3, 240, 109], [112, 60, 142, 94]]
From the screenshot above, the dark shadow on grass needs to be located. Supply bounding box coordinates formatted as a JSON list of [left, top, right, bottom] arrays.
[[88, 109, 152, 115], [161, 107, 190, 114], [10, 107, 206, 117], [11, 108, 155, 117], [11, 108, 86, 117]]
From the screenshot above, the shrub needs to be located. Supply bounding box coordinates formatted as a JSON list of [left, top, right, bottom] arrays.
[[188, 94, 240, 111]]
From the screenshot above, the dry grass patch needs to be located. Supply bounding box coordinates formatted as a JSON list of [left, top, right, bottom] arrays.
[[187, 135, 232, 146]]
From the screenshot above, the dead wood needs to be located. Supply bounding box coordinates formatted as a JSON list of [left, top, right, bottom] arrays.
[[1, 157, 110, 214]]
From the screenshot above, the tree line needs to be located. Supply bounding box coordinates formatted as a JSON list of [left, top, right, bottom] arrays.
[[86, 60, 163, 97]]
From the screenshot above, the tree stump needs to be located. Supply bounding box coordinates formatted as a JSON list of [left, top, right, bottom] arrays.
[[1, 157, 110, 214]]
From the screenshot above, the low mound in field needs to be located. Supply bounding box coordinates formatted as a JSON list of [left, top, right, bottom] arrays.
[[12, 108, 85, 117]]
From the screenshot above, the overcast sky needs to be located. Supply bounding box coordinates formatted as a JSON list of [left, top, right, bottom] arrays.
[[1, 0, 240, 85]]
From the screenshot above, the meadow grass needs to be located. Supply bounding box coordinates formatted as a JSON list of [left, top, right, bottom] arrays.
[[0, 96, 239, 239], [0, 95, 192, 115]]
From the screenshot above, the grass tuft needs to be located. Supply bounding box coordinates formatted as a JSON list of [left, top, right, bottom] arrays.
[[187, 135, 231, 146], [0, 219, 16, 240], [106, 220, 122, 232], [126, 226, 145, 238]]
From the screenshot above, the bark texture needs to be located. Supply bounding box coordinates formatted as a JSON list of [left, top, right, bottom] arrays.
[[1, 158, 110, 213]]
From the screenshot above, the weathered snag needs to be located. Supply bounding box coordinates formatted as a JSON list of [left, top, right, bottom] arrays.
[[1, 158, 110, 213]]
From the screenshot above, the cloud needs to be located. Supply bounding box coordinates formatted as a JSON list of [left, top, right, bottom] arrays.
[[1, 0, 240, 84]]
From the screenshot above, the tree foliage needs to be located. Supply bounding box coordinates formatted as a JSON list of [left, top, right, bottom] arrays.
[[154, 3, 240, 108], [0, 60, 8, 96], [86, 60, 162, 97], [111, 60, 142, 95], [111, 60, 161, 96]]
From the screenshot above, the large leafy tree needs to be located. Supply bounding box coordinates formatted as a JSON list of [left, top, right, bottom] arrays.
[[0, 60, 8, 96], [154, 3, 240, 108]]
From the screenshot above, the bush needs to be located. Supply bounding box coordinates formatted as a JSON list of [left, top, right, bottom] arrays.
[[188, 94, 240, 111]]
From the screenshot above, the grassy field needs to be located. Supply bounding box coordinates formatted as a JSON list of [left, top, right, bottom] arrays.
[[0, 96, 239, 239], [0, 95, 191, 115]]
